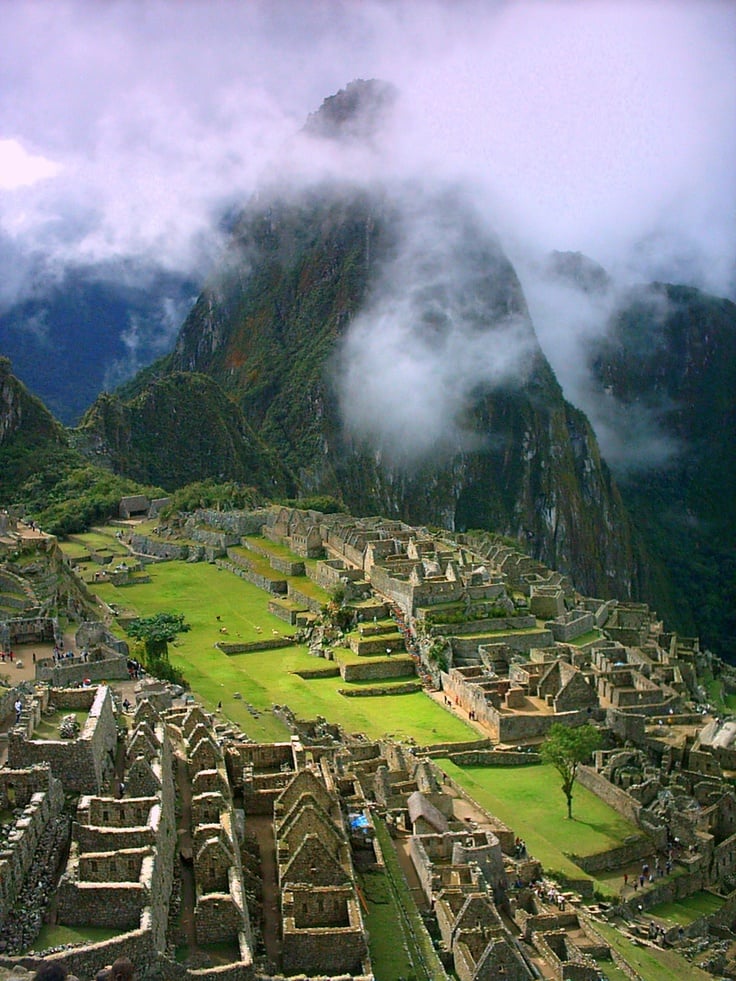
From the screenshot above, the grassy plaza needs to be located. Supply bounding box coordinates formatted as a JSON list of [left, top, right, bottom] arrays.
[[438, 758, 642, 894], [88, 558, 476, 745]]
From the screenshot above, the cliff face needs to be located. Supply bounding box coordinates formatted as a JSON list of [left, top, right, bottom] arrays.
[[586, 283, 736, 654], [0, 356, 73, 502], [162, 182, 643, 600]]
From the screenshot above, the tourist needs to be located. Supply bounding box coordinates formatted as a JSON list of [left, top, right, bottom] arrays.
[[33, 962, 70, 980], [96, 956, 135, 981], [14, 697, 22, 723]]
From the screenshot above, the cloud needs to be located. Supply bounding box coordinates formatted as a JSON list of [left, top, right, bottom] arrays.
[[0, 0, 732, 292], [0, 139, 60, 190], [336, 185, 537, 466], [0, 0, 734, 465]]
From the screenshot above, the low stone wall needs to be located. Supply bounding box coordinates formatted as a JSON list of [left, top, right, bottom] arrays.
[[287, 584, 326, 613], [576, 765, 643, 828], [339, 657, 415, 682], [292, 667, 341, 679], [570, 836, 652, 875], [338, 682, 423, 697], [36, 653, 129, 686], [447, 749, 540, 766], [350, 634, 405, 656], [218, 637, 295, 655], [268, 598, 308, 624], [220, 555, 287, 594], [421, 739, 493, 757]]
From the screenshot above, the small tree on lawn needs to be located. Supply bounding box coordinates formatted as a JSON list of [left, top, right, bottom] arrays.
[[126, 612, 190, 662], [540, 722, 602, 819]]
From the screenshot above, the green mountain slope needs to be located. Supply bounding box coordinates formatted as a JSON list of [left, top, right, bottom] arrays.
[[75, 370, 295, 496]]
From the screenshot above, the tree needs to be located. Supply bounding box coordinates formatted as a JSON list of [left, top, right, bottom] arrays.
[[540, 722, 602, 819], [125, 612, 190, 661]]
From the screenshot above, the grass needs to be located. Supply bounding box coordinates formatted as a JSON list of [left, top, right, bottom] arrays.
[[34, 924, 120, 951], [648, 890, 725, 926], [571, 629, 603, 646], [592, 919, 713, 981], [371, 817, 446, 981], [88, 561, 476, 746], [438, 759, 641, 893], [32, 709, 89, 740], [70, 530, 129, 554], [359, 867, 418, 980]]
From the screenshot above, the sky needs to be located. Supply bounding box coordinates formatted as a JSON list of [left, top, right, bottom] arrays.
[[1, 0, 735, 462]]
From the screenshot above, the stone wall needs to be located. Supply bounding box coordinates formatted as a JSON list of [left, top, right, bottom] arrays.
[[0, 772, 65, 926], [451, 630, 554, 658], [447, 750, 541, 767], [427, 615, 536, 636], [8, 686, 117, 793], [605, 708, 646, 744], [0, 925, 159, 981], [218, 637, 294, 655], [576, 765, 643, 829], [287, 584, 325, 613], [546, 611, 595, 643], [221, 553, 287, 594], [191, 508, 267, 536], [129, 534, 189, 560], [36, 653, 129, 686]]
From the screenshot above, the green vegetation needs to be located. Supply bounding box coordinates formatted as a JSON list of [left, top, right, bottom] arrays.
[[87, 561, 476, 745], [277, 494, 346, 514], [648, 890, 725, 927], [32, 709, 89, 741], [540, 722, 603, 818], [438, 760, 640, 894], [423, 603, 509, 626], [592, 919, 713, 981], [125, 611, 190, 660], [162, 479, 262, 517], [34, 924, 120, 952], [359, 868, 419, 980], [370, 817, 446, 981]]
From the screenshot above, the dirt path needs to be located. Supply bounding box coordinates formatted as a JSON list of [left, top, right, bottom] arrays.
[[249, 814, 282, 970], [175, 753, 197, 948]]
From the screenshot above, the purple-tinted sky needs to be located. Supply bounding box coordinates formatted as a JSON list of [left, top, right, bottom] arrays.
[[0, 0, 734, 302]]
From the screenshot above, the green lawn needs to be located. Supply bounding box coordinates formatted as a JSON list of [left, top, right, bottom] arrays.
[[34, 924, 120, 952], [88, 561, 476, 745], [438, 759, 642, 892], [33, 709, 89, 741], [71, 530, 129, 554]]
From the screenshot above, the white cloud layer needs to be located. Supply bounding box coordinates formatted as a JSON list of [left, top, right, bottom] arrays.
[[0, 0, 733, 294], [0, 0, 734, 465]]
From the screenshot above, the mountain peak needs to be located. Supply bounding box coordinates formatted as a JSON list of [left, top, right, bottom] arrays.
[[303, 78, 397, 142]]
